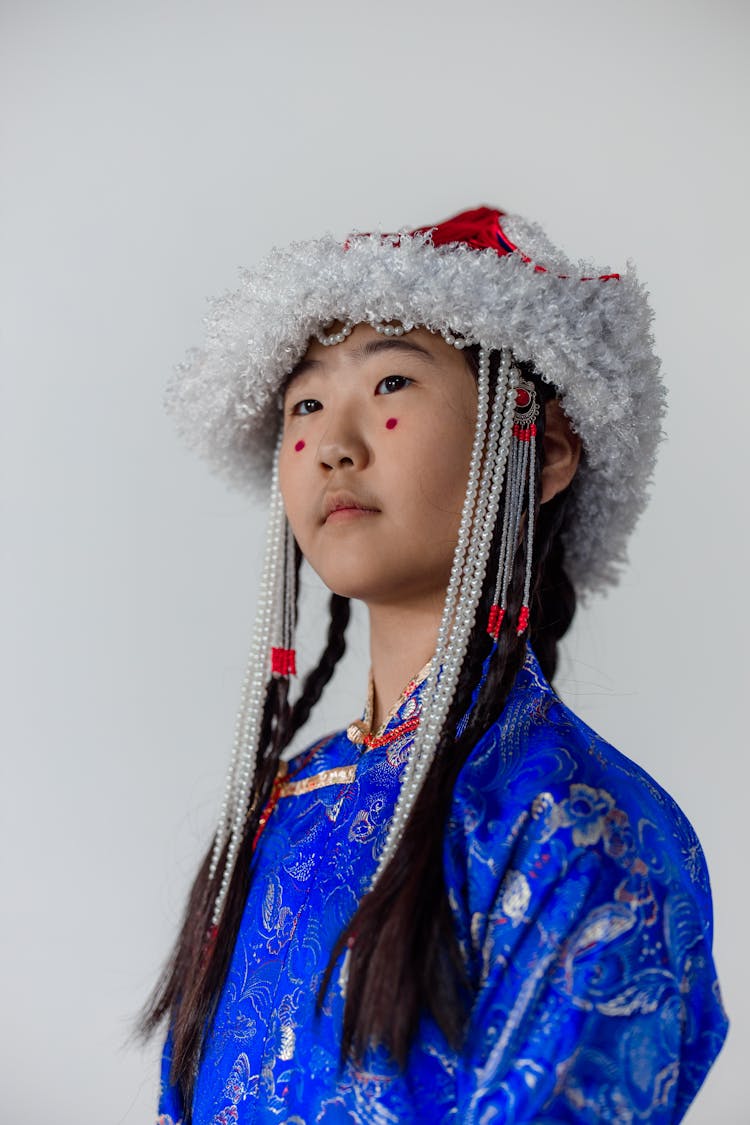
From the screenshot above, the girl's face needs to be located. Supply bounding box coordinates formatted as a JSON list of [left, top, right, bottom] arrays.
[[279, 323, 477, 608]]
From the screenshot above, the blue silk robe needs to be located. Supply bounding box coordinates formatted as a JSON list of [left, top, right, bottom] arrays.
[[158, 649, 727, 1123]]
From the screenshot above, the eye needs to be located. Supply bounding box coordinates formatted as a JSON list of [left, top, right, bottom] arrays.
[[290, 398, 322, 416], [375, 375, 412, 395]]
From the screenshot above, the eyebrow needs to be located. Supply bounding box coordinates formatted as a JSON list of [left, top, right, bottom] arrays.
[[351, 337, 439, 365], [287, 337, 439, 386]]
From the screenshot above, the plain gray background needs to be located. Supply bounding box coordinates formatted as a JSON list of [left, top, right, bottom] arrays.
[[2, 1, 747, 1121]]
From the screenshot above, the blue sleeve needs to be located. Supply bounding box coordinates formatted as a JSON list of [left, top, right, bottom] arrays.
[[448, 778, 728, 1123], [156, 1026, 185, 1125]]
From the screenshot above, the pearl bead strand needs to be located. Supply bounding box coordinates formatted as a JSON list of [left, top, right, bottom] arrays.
[[370, 345, 497, 884], [315, 321, 354, 347], [209, 437, 288, 926], [208, 328, 522, 927]]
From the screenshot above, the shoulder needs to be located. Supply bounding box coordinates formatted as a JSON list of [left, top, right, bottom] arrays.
[[446, 649, 728, 1112], [448, 647, 715, 935]]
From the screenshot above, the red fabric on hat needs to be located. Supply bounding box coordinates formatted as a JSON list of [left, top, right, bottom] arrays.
[[409, 206, 516, 256]]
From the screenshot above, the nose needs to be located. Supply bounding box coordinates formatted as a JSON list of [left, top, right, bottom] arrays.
[[317, 408, 370, 472]]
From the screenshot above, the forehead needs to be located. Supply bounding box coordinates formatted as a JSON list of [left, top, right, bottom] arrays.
[[285, 323, 465, 391]]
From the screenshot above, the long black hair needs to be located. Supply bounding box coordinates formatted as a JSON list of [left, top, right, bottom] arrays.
[[139, 348, 576, 1116]]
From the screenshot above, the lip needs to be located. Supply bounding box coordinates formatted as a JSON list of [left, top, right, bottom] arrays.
[[323, 490, 380, 524]]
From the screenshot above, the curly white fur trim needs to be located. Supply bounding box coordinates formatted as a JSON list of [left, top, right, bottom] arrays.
[[166, 219, 665, 595]]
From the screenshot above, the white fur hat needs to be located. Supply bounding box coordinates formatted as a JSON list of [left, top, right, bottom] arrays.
[[167, 206, 665, 595]]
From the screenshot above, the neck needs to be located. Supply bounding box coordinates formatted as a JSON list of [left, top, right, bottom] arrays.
[[367, 596, 443, 729]]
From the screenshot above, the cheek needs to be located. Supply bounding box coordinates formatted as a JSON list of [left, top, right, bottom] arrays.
[[400, 415, 473, 511], [278, 450, 304, 529]]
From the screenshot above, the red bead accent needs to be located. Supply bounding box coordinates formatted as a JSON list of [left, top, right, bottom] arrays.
[[364, 713, 421, 751], [487, 604, 505, 640], [515, 388, 531, 408], [516, 605, 530, 635], [271, 647, 297, 676]]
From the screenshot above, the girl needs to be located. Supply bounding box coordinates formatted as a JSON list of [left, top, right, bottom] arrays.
[[144, 206, 727, 1123]]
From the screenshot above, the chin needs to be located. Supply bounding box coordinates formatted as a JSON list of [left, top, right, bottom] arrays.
[[317, 574, 383, 603], [309, 559, 399, 603], [316, 564, 450, 610]]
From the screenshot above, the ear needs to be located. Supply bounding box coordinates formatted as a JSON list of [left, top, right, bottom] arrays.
[[540, 400, 582, 504]]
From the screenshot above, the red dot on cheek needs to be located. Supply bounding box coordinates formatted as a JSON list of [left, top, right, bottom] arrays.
[[294, 440, 305, 452], [385, 418, 398, 430]]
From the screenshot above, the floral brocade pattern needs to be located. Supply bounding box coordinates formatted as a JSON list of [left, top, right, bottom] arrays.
[[159, 650, 727, 1124]]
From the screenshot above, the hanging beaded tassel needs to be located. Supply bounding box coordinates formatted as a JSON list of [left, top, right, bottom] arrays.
[[207, 435, 289, 928], [454, 356, 519, 737], [370, 346, 519, 887], [205, 331, 531, 923], [271, 519, 297, 677], [487, 377, 541, 640]]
